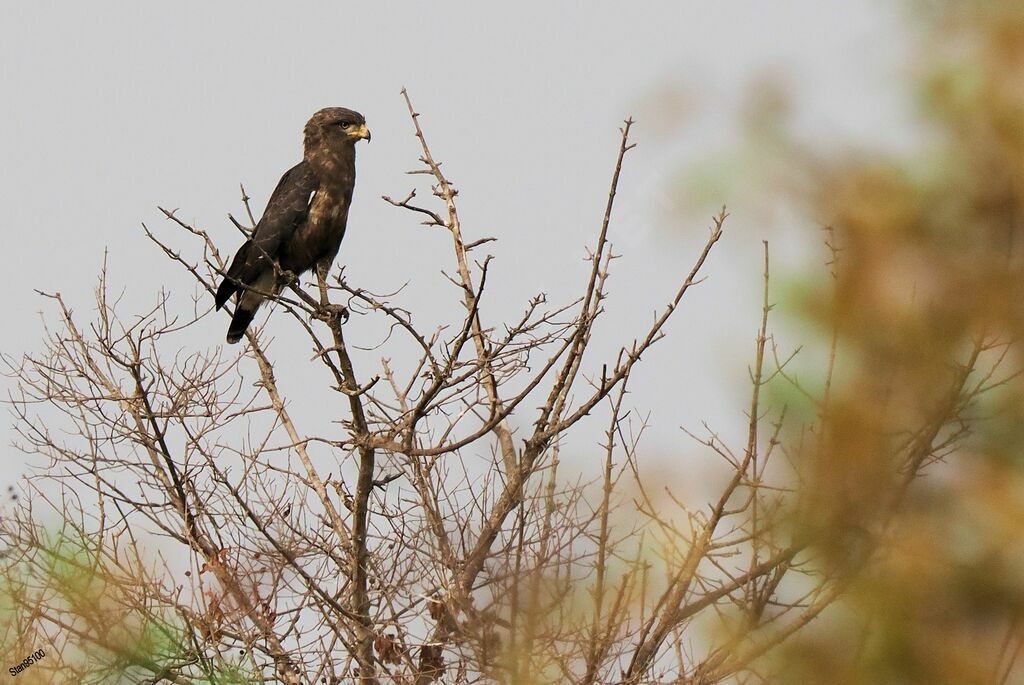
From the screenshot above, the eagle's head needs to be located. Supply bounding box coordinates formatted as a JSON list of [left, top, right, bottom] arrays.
[[304, 107, 371, 159]]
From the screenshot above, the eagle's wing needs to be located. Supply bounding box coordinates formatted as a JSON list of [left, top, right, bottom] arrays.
[[215, 161, 317, 310]]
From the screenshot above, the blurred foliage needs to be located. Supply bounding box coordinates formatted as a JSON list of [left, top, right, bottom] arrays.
[[675, 72, 798, 214], [0, 527, 253, 684], [767, 2, 1024, 683]]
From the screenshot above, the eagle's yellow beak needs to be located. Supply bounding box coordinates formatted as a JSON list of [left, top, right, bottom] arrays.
[[355, 123, 371, 142]]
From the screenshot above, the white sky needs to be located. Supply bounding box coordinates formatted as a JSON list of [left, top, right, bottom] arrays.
[[1, 2, 911, 494]]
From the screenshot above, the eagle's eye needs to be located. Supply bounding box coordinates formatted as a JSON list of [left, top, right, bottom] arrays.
[[338, 122, 352, 130]]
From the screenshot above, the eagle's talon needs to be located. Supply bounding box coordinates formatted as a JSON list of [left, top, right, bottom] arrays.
[[314, 303, 349, 326]]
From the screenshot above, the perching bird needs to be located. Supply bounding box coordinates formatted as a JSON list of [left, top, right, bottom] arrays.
[[215, 107, 371, 343]]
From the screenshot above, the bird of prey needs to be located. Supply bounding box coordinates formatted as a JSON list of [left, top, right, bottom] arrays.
[[215, 107, 371, 343]]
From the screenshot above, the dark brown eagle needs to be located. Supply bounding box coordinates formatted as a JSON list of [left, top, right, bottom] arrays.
[[215, 107, 371, 343]]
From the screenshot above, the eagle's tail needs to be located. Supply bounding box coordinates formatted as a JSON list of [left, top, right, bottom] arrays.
[[215, 278, 237, 311], [227, 307, 258, 344], [224, 268, 275, 344], [216, 240, 252, 311]]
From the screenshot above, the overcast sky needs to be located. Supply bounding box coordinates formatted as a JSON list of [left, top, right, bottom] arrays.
[[1, 2, 911, 491]]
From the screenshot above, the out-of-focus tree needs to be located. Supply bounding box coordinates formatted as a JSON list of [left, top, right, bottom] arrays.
[[765, 2, 1024, 683]]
